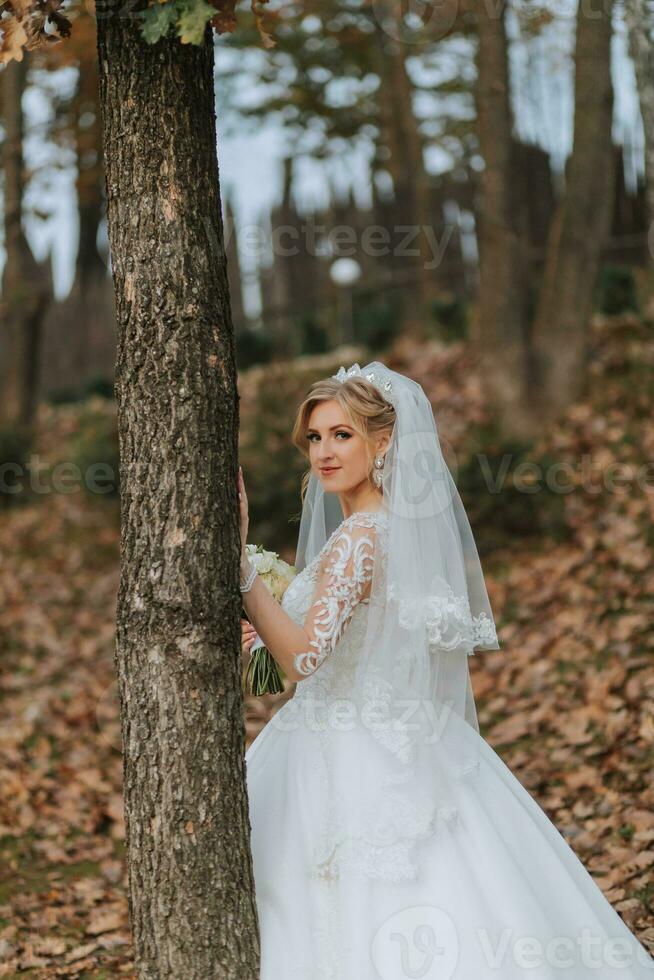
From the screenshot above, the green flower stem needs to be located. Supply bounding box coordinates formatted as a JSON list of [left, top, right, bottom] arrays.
[[243, 645, 285, 697]]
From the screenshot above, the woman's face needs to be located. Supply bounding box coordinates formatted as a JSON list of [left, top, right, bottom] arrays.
[[306, 400, 374, 492]]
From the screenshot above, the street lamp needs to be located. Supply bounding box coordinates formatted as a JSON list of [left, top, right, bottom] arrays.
[[330, 257, 362, 344]]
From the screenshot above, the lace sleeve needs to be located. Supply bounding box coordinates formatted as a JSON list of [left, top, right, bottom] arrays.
[[294, 517, 377, 679]]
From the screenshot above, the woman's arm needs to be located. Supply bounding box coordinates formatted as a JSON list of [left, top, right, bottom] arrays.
[[240, 559, 313, 683], [240, 519, 376, 684], [238, 465, 317, 683]]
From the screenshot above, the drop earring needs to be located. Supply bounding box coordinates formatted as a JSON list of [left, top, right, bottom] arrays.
[[372, 453, 385, 489]]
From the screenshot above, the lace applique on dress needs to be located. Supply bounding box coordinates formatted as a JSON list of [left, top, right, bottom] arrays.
[[293, 513, 381, 679], [388, 576, 499, 654]]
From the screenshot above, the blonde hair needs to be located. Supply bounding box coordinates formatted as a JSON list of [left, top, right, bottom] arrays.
[[291, 375, 396, 502]]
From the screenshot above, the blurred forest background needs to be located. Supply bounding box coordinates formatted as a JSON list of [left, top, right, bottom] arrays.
[[1, 0, 654, 976]]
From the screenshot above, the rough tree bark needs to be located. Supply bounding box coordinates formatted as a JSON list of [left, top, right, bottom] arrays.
[[472, 0, 533, 438], [95, 8, 260, 978], [0, 56, 51, 433], [530, 0, 616, 422]]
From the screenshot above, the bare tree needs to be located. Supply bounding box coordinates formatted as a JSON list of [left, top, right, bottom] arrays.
[[472, 0, 532, 437], [473, 0, 616, 435], [624, 0, 654, 227], [531, 0, 616, 421], [0, 57, 51, 433], [68, 29, 110, 380], [374, 1, 434, 323]]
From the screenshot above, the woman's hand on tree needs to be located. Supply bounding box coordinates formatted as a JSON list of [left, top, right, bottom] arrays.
[[238, 465, 249, 556]]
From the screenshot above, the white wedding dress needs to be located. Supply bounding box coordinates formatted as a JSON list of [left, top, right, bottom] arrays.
[[245, 511, 654, 979]]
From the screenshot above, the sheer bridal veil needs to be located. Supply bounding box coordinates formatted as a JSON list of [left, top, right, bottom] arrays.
[[294, 360, 500, 881]]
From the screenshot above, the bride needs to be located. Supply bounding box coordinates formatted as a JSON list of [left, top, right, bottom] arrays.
[[237, 361, 654, 979]]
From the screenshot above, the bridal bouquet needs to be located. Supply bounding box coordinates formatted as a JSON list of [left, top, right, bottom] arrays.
[[242, 544, 296, 696]]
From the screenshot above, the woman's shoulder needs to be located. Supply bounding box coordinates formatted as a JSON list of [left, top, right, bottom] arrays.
[[333, 508, 389, 542], [323, 509, 388, 557], [341, 507, 388, 528], [305, 509, 385, 568]]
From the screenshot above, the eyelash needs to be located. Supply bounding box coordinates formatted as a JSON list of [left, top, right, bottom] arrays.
[[308, 431, 351, 442]]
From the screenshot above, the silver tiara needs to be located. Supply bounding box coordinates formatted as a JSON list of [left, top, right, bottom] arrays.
[[332, 364, 396, 407]]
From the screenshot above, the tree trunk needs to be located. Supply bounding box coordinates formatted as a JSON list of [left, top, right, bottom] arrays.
[[624, 0, 654, 227], [0, 57, 51, 433], [374, 1, 434, 328], [530, 0, 616, 422], [95, 8, 260, 978], [472, 0, 533, 438], [70, 49, 108, 381]]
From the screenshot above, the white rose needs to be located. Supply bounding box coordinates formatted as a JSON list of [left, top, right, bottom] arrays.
[[253, 551, 275, 575]]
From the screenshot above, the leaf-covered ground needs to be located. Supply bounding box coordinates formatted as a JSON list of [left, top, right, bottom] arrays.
[[1, 313, 653, 976]]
